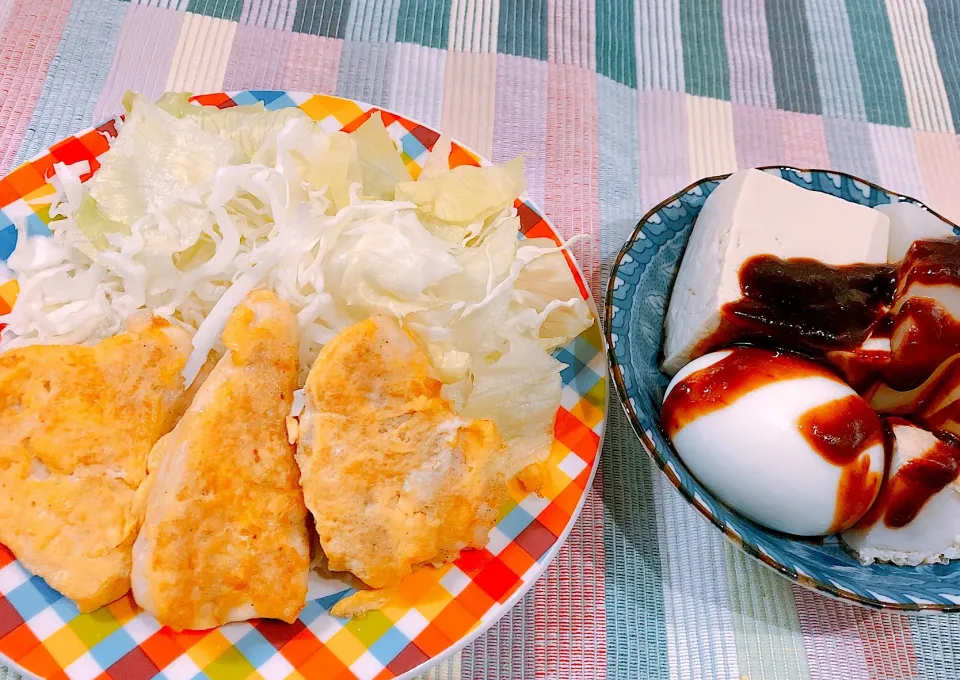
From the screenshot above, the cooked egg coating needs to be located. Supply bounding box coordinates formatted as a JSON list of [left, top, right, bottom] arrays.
[[297, 316, 508, 589], [132, 291, 310, 630], [0, 314, 190, 612]]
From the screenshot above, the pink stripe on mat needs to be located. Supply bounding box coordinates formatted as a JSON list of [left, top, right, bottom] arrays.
[[775, 110, 830, 168], [94, 3, 186, 121], [732, 104, 785, 169], [225, 25, 344, 96], [793, 587, 870, 680], [854, 609, 918, 679], [441, 52, 498, 159], [463, 591, 537, 678], [534, 477, 607, 679], [275, 32, 342, 97], [0, 0, 73, 171], [227, 29, 344, 97], [914, 130, 960, 222], [544, 62, 601, 289], [222, 23, 288, 91], [869, 123, 927, 205], [636, 90, 689, 211], [538, 61, 604, 680], [492, 55, 548, 209]]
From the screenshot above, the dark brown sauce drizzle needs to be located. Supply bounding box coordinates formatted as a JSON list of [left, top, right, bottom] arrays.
[[885, 238, 960, 390], [694, 255, 896, 360], [872, 314, 894, 340], [855, 419, 960, 530], [663, 347, 885, 533], [796, 395, 884, 532], [661, 347, 842, 438], [883, 431, 960, 529], [797, 395, 884, 466], [888, 297, 960, 391]]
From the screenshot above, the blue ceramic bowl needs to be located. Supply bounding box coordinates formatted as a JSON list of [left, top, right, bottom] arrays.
[[606, 166, 960, 611]]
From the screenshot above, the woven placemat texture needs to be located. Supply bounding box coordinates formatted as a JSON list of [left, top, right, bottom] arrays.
[[2, 0, 960, 677]]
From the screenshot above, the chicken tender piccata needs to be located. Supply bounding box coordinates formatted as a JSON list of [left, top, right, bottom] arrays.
[[297, 316, 508, 589], [0, 314, 191, 612], [132, 291, 310, 630]]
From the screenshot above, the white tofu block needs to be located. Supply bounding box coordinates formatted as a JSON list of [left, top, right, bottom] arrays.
[[875, 202, 955, 263], [662, 169, 890, 376]]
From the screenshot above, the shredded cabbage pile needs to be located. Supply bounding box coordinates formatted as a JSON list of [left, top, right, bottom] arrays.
[[0, 93, 594, 475]]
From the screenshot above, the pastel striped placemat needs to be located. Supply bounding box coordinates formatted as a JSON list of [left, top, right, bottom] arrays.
[[1, 1, 960, 677]]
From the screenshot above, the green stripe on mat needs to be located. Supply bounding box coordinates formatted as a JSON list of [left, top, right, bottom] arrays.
[[186, 0, 242, 22], [679, 0, 729, 101], [765, 0, 822, 114], [497, 0, 547, 61], [726, 544, 811, 680], [293, 0, 352, 39], [595, 0, 637, 88], [396, 0, 451, 50], [601, 411, 670, 678], [845, 0, 911, 127], [926, 0, 960, 134]]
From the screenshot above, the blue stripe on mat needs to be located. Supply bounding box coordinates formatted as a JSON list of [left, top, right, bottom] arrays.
[[11, 0, 128, 167]]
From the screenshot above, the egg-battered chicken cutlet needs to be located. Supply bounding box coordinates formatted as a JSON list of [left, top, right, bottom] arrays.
[[0, 315, 191, 612], [132, 291, 310, 630], [297, 316, 509, 589]]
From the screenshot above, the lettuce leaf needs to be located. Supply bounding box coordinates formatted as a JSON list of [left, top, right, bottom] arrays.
[[396, 156, 525, 224], [512, 238, 593, 349], [460, 335, 564, 475], [74, 195, 129, 251], [352, 112, 412, 200]]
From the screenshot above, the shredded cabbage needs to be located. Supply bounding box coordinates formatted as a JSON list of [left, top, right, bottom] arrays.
[[0, 93, 594, 476]]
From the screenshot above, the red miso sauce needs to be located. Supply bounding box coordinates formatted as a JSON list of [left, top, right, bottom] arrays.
[[796, 394, 884, 467], [922, 360, 960, 435], [883, 429, 960, 529], [796, 395, 884, 532], [855, 419, 898, 530], [832, 456, 882, 533], [661, 347, 843, 438], [694, 255, 896, 360], [663, 346, 886, 534], [899, 238, 960, 289], [883, 237, 960, 390], [885, 238, 960, 390]]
